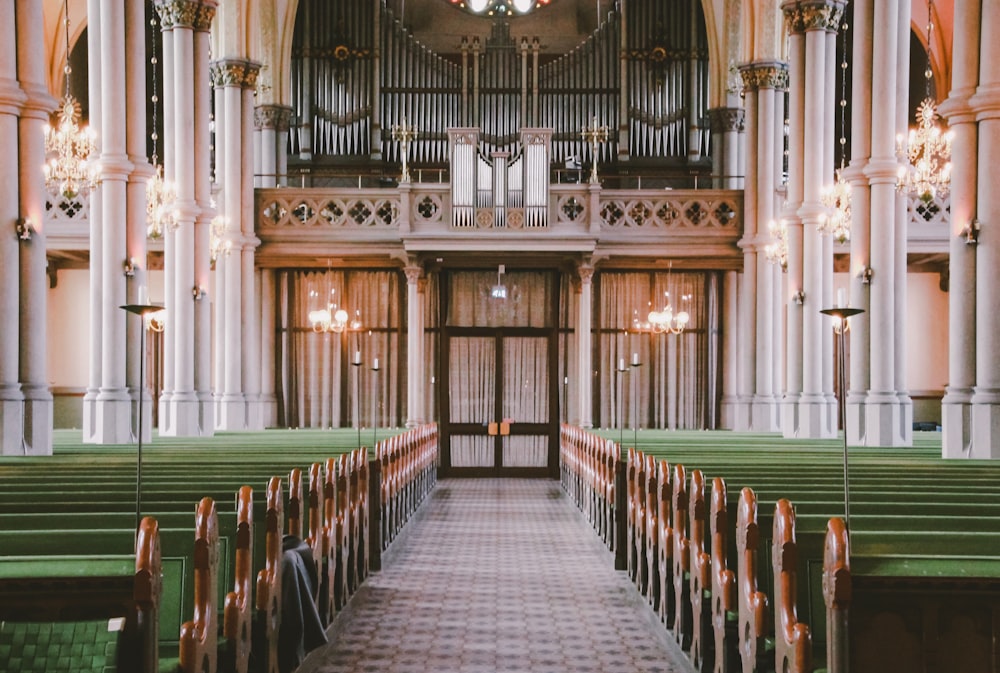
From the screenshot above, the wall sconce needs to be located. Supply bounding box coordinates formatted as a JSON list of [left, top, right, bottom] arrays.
[[960, 218, 980, 245], [858, 265, 874, 285], [792, 290, 805, 305], [123, 257, 137, 277], [192, 285, 206, 300], [15, 217, 33, 241]]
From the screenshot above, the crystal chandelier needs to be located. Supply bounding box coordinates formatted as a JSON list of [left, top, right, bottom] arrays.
[[897, 0, 952, 201], [308, 272, 362, 333], [764, 219, 789, 271], [44, 0, 96, 200], [633, 263, 690, 335], [449, 0, 552, 16], [819, 15, 851, 244], [146, 11, 175, 238]]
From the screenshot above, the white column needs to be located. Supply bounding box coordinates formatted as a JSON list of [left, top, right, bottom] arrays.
[[92, 0, 135, 444], [0, 0, 25, 454], [733, 87, 757, 431], [939, 0, 980, 457], [16, 0, 54, 454], [782, 12, 806, 437], [970, 0, 1000, 456], [82, 0, 103, 441], [405, 265, 424, 427], [193, 14, 214, 433], [892, 0, 912, 443], [214, 60, 247, 430], [577, 263, 594, 428], [864, 0, 905, 445], [125, 0, 152, 443], [242, 74, 263, 428], [752, 70, 782, 432], [796, 6, 836, 439], [157, 8, 175, 430], [845, 0, 874, 445]]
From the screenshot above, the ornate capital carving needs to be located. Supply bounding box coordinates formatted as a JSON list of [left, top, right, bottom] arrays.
[[739, 61, 790, 92], [578, 263, 595, 284], [707, 107, 745, 134], [403, 265, 423, 284], [254, 105, 293, 132], [211, 59, 261, 89], [782, 1, 845, 34], [155, 0, 216, 31]]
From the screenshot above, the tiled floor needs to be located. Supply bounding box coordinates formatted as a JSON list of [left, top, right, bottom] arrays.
[[298, 479, 695, 673]]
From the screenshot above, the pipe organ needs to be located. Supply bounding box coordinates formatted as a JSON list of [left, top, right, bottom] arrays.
[[287, 0, 711, 169]]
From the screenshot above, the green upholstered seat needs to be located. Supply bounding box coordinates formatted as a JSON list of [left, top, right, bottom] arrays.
[[0, 618, 123, 673]]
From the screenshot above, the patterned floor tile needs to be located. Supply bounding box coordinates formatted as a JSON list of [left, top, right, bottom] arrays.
[[298, 479, 695, 673]]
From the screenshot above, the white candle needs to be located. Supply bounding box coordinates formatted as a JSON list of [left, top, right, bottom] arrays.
[[564, 376, 568, 385], [354, 350, 361, 365], [373, 357, 379, 370], [837, 288, 845, 308], [138, 285, 147, 305], [619, 357, 625, 371], [632, 352, 639, 366]]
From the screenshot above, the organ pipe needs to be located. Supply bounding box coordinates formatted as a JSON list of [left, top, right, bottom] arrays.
[[286, 0, 710, 168]]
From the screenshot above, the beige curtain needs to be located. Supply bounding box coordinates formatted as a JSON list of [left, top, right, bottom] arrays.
[[596, 270, 718, 430], [276, 269, 402, 429]]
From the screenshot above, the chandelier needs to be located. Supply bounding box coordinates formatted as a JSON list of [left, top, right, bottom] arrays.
[[308, 274, 362, 333], [764, 219, 789, 271], [896, 0, 952, 201], [44, 0, 96, 200], [449, 0, 552, 16], [819, 15, 851, 244], [634, 264, 690, 335], [146, 11, 175, 238]]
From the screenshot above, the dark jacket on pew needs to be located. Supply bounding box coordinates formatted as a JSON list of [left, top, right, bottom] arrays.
[[279, 535, 328, 673]]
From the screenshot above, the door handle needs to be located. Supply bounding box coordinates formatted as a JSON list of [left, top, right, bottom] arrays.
[[488, 422, 498, 436], [500, 421, 511, 436]]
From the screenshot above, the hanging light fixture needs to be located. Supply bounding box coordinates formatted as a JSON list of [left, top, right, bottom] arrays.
[[820, 13, 851, 244], [43, 0, 97, 200], [764, 219, 789, 271], [146, 10, 175, 238], [308, 268, 362, 333], [896, 0, 953, 201], [635, 262, 690, 335]]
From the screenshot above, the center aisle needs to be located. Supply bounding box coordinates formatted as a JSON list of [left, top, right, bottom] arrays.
[[298, 479, 695, 673]]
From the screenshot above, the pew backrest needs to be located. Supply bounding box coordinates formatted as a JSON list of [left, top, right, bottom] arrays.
[[179, 497, 219, 673], [772, 498, 811, 673], [255, 477, 283, 673], [737, 487, 768, 672], [223, 486, 253, 673]]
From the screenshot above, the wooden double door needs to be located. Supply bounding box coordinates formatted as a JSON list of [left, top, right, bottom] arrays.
[[440, 329, 558, 477]]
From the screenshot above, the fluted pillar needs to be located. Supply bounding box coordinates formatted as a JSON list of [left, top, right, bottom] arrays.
[[156, 0, 216, 437], [740, 62, 788, 433], [577, 262, 595, 428], [969, 0, 1000, 456], [254, 105, 291, 188], [844, 0, 874, 444], [862, 0, 908, 445], [259, 269, 278, 427], [784, 1, 841, 439], [211, 58, 260, 431], [15, 0, 55, 454], [707, 108, 744, 189], [0, 0, 25, 454], [405, 264, 425, 427], [939, 0, 980, 457]]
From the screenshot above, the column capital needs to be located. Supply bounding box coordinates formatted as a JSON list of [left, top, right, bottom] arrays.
[[0, 78, 27, 115], [739, 61, 789, 92], [155, 0, 216, 31], [577, 262, 595, 285], [210, 59, 261, 90], [403, 264, 423, 284], [707, 107, 745, 134], [254, 104, 293, 132], [782, 1, 845, 34], [939, 88, 977, 125]]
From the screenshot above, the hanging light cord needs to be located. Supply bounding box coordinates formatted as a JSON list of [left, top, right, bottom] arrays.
[[150, 9, 160, 167], [924, 0, 935, 100], [837, 4, 849, 170], [62, 0, 72, 98]]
